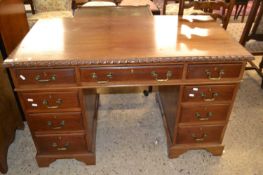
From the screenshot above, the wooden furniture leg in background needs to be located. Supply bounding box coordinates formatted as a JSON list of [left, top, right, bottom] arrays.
[[0, 0, 28, 170], [260, 57, 263, 88], [0, 56, 24, 174], [234, 1, 249, 23], [0, 145, 8, 174], [245, 58, 263, 88]]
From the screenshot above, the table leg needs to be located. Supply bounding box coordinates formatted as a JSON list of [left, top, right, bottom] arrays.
[[260, 57, 263, 89], [0, 152, 8, 174], [236, 5, 244, 20], [241, 4, 248, 22], [234, 4, 240, 20]]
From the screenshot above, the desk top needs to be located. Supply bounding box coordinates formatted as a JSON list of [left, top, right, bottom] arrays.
[[4, 15, 253, 67]]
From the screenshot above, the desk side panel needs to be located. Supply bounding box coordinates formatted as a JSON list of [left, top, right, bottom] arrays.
[[158, 86, 180, 141]]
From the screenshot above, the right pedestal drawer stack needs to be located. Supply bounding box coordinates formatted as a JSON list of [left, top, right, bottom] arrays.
[[160, 62, 245, 158]]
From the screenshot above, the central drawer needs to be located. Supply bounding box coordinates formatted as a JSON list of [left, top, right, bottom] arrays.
[[27, 112, 84, 133], [35, 133, 88, 154], [19, 90, 81, 112], [80, 65, 183, 85]]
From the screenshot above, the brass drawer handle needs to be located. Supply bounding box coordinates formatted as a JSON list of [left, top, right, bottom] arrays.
[[195, 112, 213, 121], [35, 74, 56, 82], [47, 120, 65, 129], [91, 72, 112, 84], [97, 81, 109, 84], [191, 133, 207, 142], [43, 98, 63, 109], [52, 142, 69, 151], [205, 69, 224, 80], [151, 71, 172, 82], [201, 92, 219, 102]]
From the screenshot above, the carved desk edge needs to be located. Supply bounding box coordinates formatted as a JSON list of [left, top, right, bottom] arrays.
[[3, 55, 254, 68]]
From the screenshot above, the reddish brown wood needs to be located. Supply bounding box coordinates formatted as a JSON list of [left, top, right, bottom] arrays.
[[182, 84, 237, 103], [205, 145, 225, 156], [21, 89, 98, 167], [234, 1, 249, 23], [19, 90, 81, 113], [158, 86, 181, 140], [34, 93, 99, 167], [0, 0, 29, 55], [0, 56, 24, 174], [157, 80, 239, 157], [14, 68, 76, 87], [194, 0, 234, 28], [82, 90, 99, 151], [72, 0, 89, 9], [27, 112, 84, 133], [80, 65, 183, 85], [2, 12, 253, 166], [157, 90, 226, 158], [3, 16, 253, 68], [36, 152, 96, 167], [176, 125, 224, 144], [34, 133, 88, 154], [186, 63, 243, 80], [179, 104, 230, 124], [239, 0, 263, 88], [240, 0, 263, 44], [169, 144, 225, 158]]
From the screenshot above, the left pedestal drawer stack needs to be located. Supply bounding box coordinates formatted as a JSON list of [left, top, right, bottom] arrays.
[[10, 68, 98, 167]]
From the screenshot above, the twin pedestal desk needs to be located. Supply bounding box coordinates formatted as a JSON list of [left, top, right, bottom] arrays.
[[3, 15, 253, 167]]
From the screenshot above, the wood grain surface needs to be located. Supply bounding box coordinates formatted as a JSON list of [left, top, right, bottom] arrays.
[[4, 15, 253, 67]]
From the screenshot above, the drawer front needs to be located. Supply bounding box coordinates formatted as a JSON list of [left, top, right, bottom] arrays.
[[180, 104, 229, 123], [182, 85, 236, 103], [14, 68, 76, 86], [80, 65, 183, 84], [177, 125, 224, 144], [35, 134, 87, 154], [20, 91, 80, 112], [186, 63, 243, 80], [27, 112, 84, 132]]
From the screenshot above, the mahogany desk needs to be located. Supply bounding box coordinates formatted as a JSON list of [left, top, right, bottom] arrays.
[[3, 15, 253, 167]]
